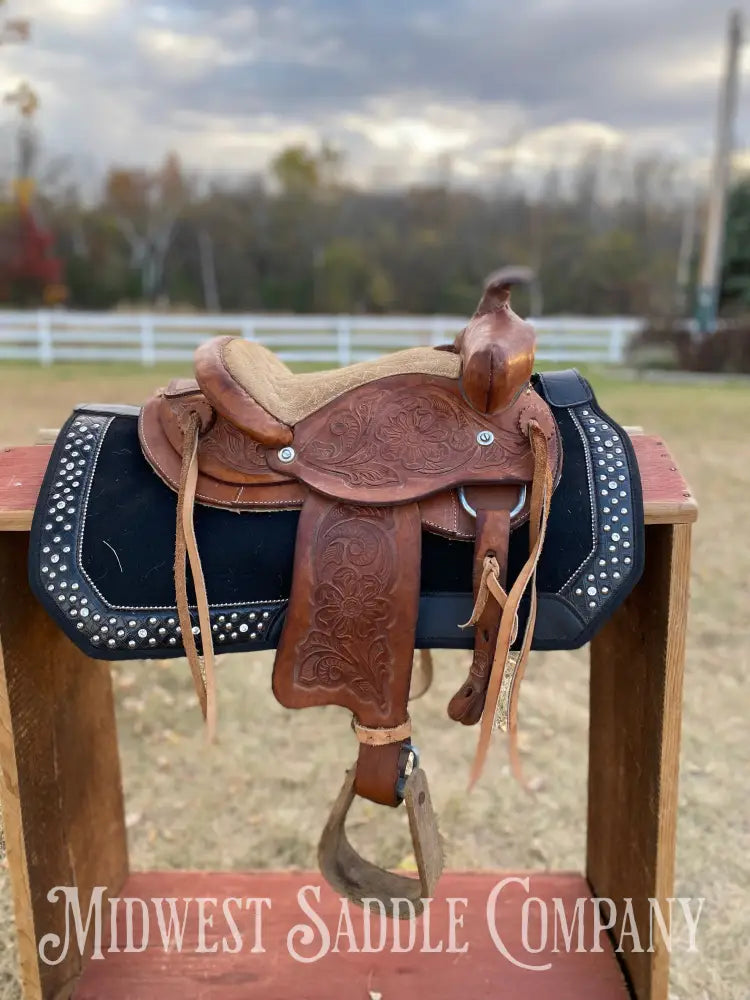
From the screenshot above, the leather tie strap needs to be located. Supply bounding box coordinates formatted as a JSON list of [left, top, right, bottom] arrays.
[[175, 411, 217, 741], [469, 420, 553, 788], [352, 717, 412, 746]]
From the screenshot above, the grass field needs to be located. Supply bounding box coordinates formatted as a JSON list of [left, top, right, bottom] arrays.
[[0, 363, 748, 999]]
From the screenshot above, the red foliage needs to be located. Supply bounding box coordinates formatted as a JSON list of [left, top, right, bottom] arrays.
[[6, 206, 63, 285]]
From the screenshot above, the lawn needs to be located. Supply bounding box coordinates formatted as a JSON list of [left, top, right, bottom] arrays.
[[0, 362, 748, 999]]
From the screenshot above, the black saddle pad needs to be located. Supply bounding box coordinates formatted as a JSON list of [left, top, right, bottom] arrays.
[[29, 369, 643, 660]]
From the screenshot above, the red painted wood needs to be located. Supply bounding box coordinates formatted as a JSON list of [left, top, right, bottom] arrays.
[[0, 445, 50, 525], [629, 435, 696, 522], [73, 871, 630, 1000]]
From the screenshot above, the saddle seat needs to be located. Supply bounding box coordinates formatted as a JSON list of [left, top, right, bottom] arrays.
[[195, 338, 462, 446]]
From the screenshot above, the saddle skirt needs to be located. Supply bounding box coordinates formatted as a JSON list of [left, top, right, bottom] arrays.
[[28, 281, 644, 913]]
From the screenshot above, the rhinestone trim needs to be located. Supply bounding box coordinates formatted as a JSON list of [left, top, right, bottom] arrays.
[[39, 412, 284, 656], [560, 405, 637, 617]]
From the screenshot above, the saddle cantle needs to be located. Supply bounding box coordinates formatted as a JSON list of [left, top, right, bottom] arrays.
[[29, 277, 644, 914]]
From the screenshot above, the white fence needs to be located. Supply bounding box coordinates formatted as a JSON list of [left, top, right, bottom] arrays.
[[0, 311, 644, 366]]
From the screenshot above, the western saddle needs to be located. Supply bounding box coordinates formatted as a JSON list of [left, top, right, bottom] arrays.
[[139, 278, 562, 914]]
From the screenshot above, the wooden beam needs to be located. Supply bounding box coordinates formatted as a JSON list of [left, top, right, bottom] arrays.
[[0, 433, 697, 532], [587, 522, 692, 1000], [0, 533, 128, 999]]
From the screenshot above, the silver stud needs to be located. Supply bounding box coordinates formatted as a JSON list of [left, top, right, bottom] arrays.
[[138, 628, 148, 638], [476, 429, 495, 447], [587, 586, 597, 596], [613, 571, 621, 579], [80, 607, 89, 618], [589, 601, 596, 608], [624, 557, 631, 564], [278, 446, 296, 463], [250, 631, 257, 639], [575, 588, 582, 596], [239, 623, 248, 633], [249, 612, 256, 621], [262, 612, 269, 619], [128, 640, 136, 648]]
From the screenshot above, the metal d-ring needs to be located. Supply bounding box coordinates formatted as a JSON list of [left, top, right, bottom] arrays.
[[458, 483, 527, 520]]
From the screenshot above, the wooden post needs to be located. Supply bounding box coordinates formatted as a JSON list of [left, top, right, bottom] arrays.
[[36, 312, 53, 367], [336, 316, 352, 366], [0, 533, 128, 1000], [587, 521, 692, 1000]]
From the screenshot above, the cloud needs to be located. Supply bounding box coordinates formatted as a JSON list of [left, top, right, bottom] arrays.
[[1, 0, 747, 188]]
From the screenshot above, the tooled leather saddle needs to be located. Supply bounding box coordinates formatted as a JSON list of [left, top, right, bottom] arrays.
[[29, 278, 644, 915]]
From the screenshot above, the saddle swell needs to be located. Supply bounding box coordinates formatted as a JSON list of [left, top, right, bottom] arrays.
[[137, 279, 563, 911]]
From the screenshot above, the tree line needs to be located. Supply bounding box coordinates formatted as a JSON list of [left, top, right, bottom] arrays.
[[6, 142, 749, 317]]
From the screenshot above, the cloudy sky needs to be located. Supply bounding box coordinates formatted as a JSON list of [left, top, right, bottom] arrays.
[[1, 0, 748, 188]]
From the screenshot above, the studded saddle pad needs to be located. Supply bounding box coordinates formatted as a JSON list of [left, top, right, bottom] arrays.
[[29, 369, 643, 660]]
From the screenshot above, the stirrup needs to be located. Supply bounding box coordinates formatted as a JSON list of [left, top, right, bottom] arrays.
[[318, 762, 443, 919]]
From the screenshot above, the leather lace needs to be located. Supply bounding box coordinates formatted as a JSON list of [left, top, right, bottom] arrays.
[[175, 412, 217, 741], [468, 420, 553, 787]]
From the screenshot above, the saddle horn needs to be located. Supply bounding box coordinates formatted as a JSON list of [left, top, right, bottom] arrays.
[[456, 275, 536, 414]]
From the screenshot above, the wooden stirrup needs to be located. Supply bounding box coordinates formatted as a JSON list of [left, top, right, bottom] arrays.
[[318, 766, 443, 919]]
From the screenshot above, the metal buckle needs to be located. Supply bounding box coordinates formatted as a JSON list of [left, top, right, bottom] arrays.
[[458, 483, 527, 520], [396, 741, 420, 801]]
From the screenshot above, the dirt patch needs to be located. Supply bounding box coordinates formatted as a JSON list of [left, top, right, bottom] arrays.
[[0, 365, 748, 999]]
